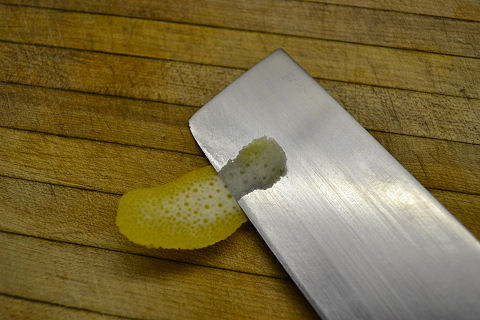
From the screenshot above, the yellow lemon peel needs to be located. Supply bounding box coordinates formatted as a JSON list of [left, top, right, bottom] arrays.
[[219, 137, 287, 199], [116, 137, 287, 250], [116, 166, 247, 249]]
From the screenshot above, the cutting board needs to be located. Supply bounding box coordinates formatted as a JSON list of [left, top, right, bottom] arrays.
[[1, 1, 479, 319]]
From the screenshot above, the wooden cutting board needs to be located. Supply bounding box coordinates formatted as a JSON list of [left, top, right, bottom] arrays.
[[1, 1, 479, 319]]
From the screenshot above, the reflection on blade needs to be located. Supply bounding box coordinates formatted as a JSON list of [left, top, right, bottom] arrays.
[[189, 49, 480, 320]]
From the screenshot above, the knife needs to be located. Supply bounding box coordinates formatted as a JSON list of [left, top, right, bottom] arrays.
[[189, 49, 480, 319]]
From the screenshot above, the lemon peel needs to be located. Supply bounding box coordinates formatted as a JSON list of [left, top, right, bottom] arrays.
[[116, 136, 287, 250], [116, 166, 247, 249], [219, 137, 287, 199]]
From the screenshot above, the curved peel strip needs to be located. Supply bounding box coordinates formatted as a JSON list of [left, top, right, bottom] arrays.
[[116, 136, 286, 250], [116, 166, 247, 249]]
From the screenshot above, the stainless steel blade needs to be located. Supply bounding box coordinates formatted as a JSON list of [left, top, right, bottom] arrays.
[[189, 49, 480, 319]]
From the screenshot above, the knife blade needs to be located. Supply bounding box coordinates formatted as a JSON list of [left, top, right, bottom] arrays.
[[189, 49, 480, 319]]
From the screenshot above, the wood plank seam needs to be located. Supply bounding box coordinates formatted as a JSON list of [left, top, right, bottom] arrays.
[[1, 2, 478, 59], [0, 231, 317, 318], [367, 129, 480, 147], [2, 79, 480, 147], [0, 124, 203, 157], [1, 227, 289, 280], [2, 39, 478, 101], [0, 125, 206, 159], [0, 210, 261, 270], [1, 173, 478, 281], [0, 293, 137, 320], [2, 114, 480, 194], [0, 124, 207, 159], [2, 0, 479, 23], [2, 124, 480, 196], [3, 107, 480, 155], [0, 80, 480, 146], [0, 1, 479, 59], [284, 0, 480, 22], [0, 39, 241, 72], [0, 79, 200, 108], [1, 40, 478, 102], [2, 170, 476, 200], [0, 173, 287, 278], [0, 229, 287, 281], [1, 2, 477, 317], [0, 172, 122, 195]]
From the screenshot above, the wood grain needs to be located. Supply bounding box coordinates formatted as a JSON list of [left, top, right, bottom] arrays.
[[0, 232, 318, 319], [0, 294, 126, 320], [1, 41, 479, 116], [0, 175, 286, 278], [3, 0, 479, 22], [431, 190, 480, 239], [370, 132, 480, 195], [1, 14, 479, 99], [0, 42, 241, 107], [297, 0, 480, 22], [1, 124, 479, 196], [325, 82, 480, 145], [1, 1, 479, 318], [0, 83, 202, 155], [1, 1, 478, 57], [0, 127, 208, 194], [1, 82, 478, 158], [1, 175, 478, 282]]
